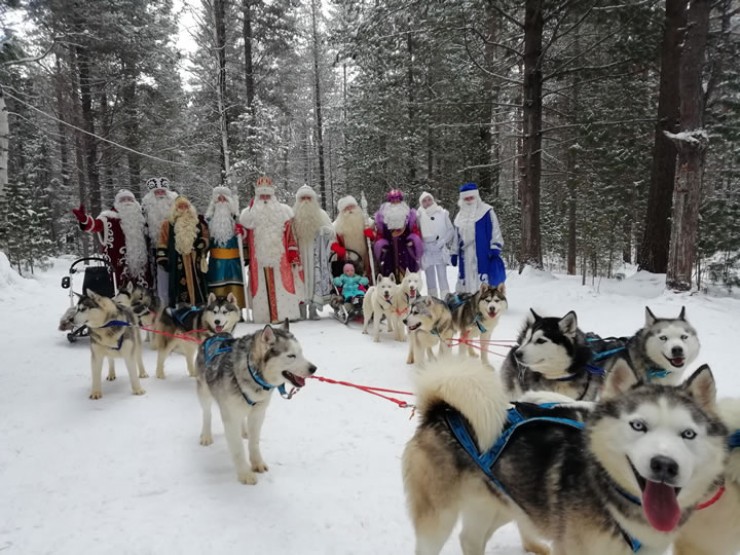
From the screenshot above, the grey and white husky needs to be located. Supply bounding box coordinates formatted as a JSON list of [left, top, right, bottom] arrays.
[[603, 306, 700, 385], [404, 296, 454, 366], [195, 321, 317, 485], [501, 310, 603, 401], [674, 397, 740, 555], [113, 282, 162, 331], [154, 292, 240, 379], [403, 358, 727, 555], [73, 289, 147, 399], [446, 283, 507, 366]]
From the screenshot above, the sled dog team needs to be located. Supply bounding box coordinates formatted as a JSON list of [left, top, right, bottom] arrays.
[[70, 281, 738, 555]]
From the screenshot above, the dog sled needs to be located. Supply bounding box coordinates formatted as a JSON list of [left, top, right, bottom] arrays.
[[328, 248, 366, 325], [59, 256, 117, 343]]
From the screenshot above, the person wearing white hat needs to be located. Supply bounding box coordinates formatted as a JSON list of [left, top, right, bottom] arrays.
[[331, 195, 374, 279], [237, 176, 301, 323], [292, 184, 335, 320], [417, 191, 455, 298], [205, 186, 245, 309], [142, 177, 177, 304], [451, 182, 506, 293]]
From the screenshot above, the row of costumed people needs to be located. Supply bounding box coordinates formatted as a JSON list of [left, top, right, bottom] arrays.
[[71, 176, 506, 324]]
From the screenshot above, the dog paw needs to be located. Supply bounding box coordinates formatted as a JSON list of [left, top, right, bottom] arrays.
[[89, 391, 102, 400], [373, 337, 380, 343], [156, 371, 166, 379], [138, 370, 149, 379], [522, 541, 550, 555], [199, 434, 213, 446], [241, 430, 249, 439], [362, 329, 368, 335], [132, 387, 146, 396], [106, 374, 116, 381], [237, 470, 258, 485], [251, 461, 269, 473]]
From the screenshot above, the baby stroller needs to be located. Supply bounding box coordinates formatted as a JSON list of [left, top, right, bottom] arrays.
[[59, 256, 117, 342], [329, 249, 366, 325]]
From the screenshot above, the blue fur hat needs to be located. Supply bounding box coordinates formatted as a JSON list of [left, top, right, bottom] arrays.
[[459, 182, 478, 193]]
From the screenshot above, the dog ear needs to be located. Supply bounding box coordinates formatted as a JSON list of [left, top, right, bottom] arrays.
[[208, 292, 217, 304], [282, 318, 290, 332], [528, 308, 541, 322], [479, 283, 488, 293], [389, 273, 396, 284], [496, 283, 506, 295], [645, 306, 657, 326], [125, 281, 134, 294], [683, 364, 717, 412], [226, 292, 237, 304], [602, 360, 639, 399], [678, 306, 687, 321], [558, 311, 577, 336], [425, 296, 434, 307], [261, 325, 276, 344], [85, 289, 102, 302]]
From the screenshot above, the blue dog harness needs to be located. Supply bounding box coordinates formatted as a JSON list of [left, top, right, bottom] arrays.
[[730, 430, 740, 450], [446, 404, 644, 552], [201, 335, 291, 406], [445, 294, 487, 333], [97, 319, 133, 351]]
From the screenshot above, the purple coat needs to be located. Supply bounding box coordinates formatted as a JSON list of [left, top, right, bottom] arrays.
[[373, 205, 424, 278]]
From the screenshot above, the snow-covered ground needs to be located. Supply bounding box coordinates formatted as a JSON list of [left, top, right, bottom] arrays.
[[1, 255, 739, 554]]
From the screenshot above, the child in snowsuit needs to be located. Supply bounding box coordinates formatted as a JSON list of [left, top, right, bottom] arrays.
[[333, 263, 369, 311]]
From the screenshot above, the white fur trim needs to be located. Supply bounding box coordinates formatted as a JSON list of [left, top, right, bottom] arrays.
[[337, 196, 358, 213]]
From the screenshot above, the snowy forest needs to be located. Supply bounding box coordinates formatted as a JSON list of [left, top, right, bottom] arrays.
[[0, 0, 737, 290]]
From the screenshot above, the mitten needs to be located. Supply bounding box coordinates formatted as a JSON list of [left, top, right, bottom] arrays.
[[71, 204, 87, 224], [331, 242, 347, 257], [363, 228, 375, 240], [450, 254, 458, 267]]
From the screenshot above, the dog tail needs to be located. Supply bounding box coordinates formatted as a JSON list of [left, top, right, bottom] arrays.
[[412, 356, 510, 452]]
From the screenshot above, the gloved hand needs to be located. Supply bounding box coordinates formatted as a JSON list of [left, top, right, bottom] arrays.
[[363, 228, 375, 240], [234, 223, 246, 237], [72, 204, 87, 224], [331, 243, 347, 257], [450, 254, 458, 267]]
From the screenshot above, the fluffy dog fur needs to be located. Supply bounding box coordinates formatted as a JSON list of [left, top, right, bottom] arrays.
[[403, 358, 728, 555], [195, 322, 316, 484], [404, 296, 454, 366], [391, 270, 423, 341], [362, 274, 400, 342]]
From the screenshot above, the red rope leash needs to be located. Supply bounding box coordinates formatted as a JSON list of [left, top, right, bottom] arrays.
[[447, 338, 507, 358], [695, 486, 725, 510], [307, 375, 415, 410], [139, 325, 206, 344]]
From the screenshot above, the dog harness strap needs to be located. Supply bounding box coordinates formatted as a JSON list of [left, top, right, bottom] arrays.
[[474, 314, 487, 333], [729, 430, 740, 450], [618, 528, 642, 553], [202, 335, 234, 365], [695, 486, 726, 510], [100, 320, 132, 328], [646, 368, 672, 381], [247, 360, 275, 391], [240, 390, 257, 406]]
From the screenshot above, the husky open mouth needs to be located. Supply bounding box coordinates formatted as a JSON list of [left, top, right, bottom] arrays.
[[488, 308, 498, 318], [282, 371, 306, 388], [408, 288, 418, 298], [629, 459, 682, 532], [408, 322, 421, 331], [666, 356, 685, 368], [214, 325, 224, 333]]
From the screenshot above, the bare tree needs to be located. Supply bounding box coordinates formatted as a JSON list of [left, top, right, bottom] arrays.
[[310, 0, 327, 209], [666, 0, 711, 291]]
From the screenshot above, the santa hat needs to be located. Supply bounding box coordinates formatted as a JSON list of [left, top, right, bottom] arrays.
[[419, 191, 435, 206], [386, 189, 404, 202], [115, 189, 137, 205], [459, 182, 480, 201], [337, 195, 358, 213], [206, 186, 238, 218], [255, 175, 275, 197], [296, 184, 317, 201]]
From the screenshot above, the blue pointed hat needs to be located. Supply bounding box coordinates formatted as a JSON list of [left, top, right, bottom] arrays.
[[460, 182, 478, 193]]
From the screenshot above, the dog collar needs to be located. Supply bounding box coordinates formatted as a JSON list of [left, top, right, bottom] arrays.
[[248, 360, 276, 391], [646, 368, 672, 381], [729, 430, 740, 450], [96, 320, 131, 351]]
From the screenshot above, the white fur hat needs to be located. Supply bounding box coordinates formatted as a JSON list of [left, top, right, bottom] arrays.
[[115, 189, 137, 205], [296, 184, 317, 200], [337, 195, 358, 213], [419, 191, 434, 206], [254, 175, 275, 197]]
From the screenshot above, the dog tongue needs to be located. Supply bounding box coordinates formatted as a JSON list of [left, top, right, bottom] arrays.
[[642, 481, 681, 532]]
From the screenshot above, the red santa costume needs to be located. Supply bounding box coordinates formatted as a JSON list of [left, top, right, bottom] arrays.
[[238, 177, 301, 324], [72, 189, 151, 290], [141, 177, 176, 303], [331, 195, 374, 279]]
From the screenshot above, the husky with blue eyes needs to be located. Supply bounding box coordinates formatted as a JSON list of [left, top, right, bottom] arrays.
[[194, 320, 316, 485]]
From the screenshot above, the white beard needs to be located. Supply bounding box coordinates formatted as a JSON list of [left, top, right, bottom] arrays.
[[142, 192, 175, 244], [455, 200, 489, 247], [383, 202, 410, 230], [293, 200, 331, 248], [246, 199, 290, 267], [333, 209, 368, 256], [115, 201, 148, 278], [209, 202, 235, 247], [173, 207, 199, 256]]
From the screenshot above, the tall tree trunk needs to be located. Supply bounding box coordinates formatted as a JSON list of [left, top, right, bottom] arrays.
[[518, 0, 544, 269], [0, 89, 8, 200], [566, 25, 581, 275], [76, 46, 101, 216], [99, 89, 115, 202], [54, 58, 71, 193], [242, 0, 256, 195], [214, 0, 229, 184], [122, 56, 141, 197], [310, 0, 327, 209], [478, 3, 498, 196], [406, 29, 416, 186], [666, 0, 711, 291], [637, 0, 687, 273]]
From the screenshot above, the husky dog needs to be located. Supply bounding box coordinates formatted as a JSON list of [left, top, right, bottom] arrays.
[[674, 397, 740, 555], [154, 292, 240, 379], [446, 283, 507, 366], [362, 274, 400, 343], [501, 310, 603, 401], [390, 270, 423, 341], [195, 322, 317, 485], [603, 307, 700, 386], [403, 358, 728, 555], [404, 296, 454, 366], [73, 290, 147, 399], [113, 282, 162, 330]]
